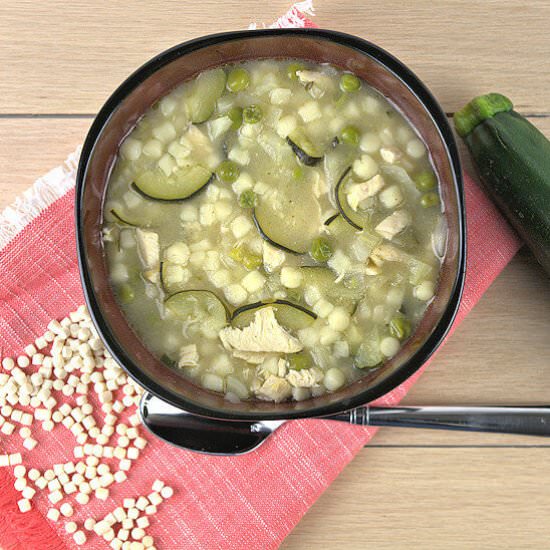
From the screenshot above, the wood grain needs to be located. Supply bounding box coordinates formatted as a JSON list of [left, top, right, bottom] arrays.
[[284, 448, 550, 550], [0, 1, 549, 114], [2, 2, 550, 548]]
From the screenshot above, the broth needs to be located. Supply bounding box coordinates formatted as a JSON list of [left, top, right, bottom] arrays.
[[102, 59, 443, 403]]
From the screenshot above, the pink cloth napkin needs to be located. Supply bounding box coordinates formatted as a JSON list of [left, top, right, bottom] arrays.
[[0, 4, 521, 549]]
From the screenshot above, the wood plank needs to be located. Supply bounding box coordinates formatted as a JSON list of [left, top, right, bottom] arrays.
[[283, 447, 550, 549], [0, 118, 91, 199], [0, 1, 549, 114]]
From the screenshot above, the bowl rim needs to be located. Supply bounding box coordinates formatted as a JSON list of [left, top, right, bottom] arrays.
[[76, 28, 466, 421]]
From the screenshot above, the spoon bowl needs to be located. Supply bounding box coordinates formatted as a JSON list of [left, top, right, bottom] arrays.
[[140, 393, 283, 455]]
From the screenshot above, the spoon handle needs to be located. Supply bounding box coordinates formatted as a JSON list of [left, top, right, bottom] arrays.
[[327, 406, 550, 436]]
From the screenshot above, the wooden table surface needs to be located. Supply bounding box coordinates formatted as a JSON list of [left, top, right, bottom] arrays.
[[1, 1, 549, 548]]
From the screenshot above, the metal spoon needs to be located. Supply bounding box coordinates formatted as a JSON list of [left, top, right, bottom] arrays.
[[140, 393, 550, 455]]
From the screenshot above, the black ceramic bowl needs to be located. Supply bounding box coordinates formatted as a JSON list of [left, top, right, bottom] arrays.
[[76, 28, 466, 421]]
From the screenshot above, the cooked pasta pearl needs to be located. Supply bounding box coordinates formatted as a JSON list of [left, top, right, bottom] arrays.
[[324, 368, 346, 391], [327, 307, 350, 332], [414, 281, 435, 301], [280, 267, 303, 289], [406, 138, 426, 158], [358, 132, 381, 154], [352, 154, 378, 180], [380, 337, 401, 357]]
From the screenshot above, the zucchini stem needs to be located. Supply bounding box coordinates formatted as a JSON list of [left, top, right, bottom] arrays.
[[454, 93, 513, 137]]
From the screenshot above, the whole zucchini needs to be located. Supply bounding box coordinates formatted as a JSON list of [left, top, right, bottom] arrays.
[[454, 93, 550, 275]]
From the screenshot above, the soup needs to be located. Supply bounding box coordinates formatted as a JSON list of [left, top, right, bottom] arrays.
[[102, 59, 444, 403]]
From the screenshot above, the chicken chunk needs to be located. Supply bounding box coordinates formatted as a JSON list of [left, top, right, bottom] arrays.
[[219, 307, 303, 354], [286, 367, 324, 388], [142, 269, 160, 284], [255, 375, 292, 402], [379, 146, 402, 164], [256, 357, 288, 379], [180, 124, 212, 152], [296, 70, 334, 98], [375, 210, 411, 240], [372, 243, 409, 264], [180, 125, 220, 169], [135, 229, 159, 270], [178, 344, 199, 368], [262, 241, 286, 272], [327, 250, 353, 283], [346, 174, 386, 211], [232, 350, 269, 364]]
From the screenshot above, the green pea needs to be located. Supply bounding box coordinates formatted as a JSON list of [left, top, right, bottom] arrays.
[[243, 105, 263, 124], [288, 353, 312, 371], [389, 316, 411, 340], [414, 170, 437, 191], [292, 166, 304, 181], [242, 253, 263, 271], [229, 244, 262, 270], [216, 160, 240, 184], [239, 189, 256, 209], [118, 283, 135, 304], [229, 244, 244, 263], [310, 237, 333, 263], [340, 73, 361, 93], [287, 62, 305, 81], [285, 287, 302, 303], [226, 68, 250, 93], [227, 106, 243, 130], [340, 125, 361, 146], [420, 192, 440, 208]]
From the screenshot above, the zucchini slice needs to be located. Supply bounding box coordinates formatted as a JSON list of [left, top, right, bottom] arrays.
[[323, 213, 339, 226], [253, 180, 321, 255], [354, 330, 384, 370], [325, 213, 357, 239], [231, 300, 317, 331], [185, 68, 227, 124], [109, 209, 138, 227], [132, 165, 213, 202], [300, 266, 364, 310], [287, 129, 324, 166], [164, 290, 228, 332], [335, 166, 371, 230], [323, 142, 356, 189], [160, 353, 177, 369], [253, 209, 301, 255]]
